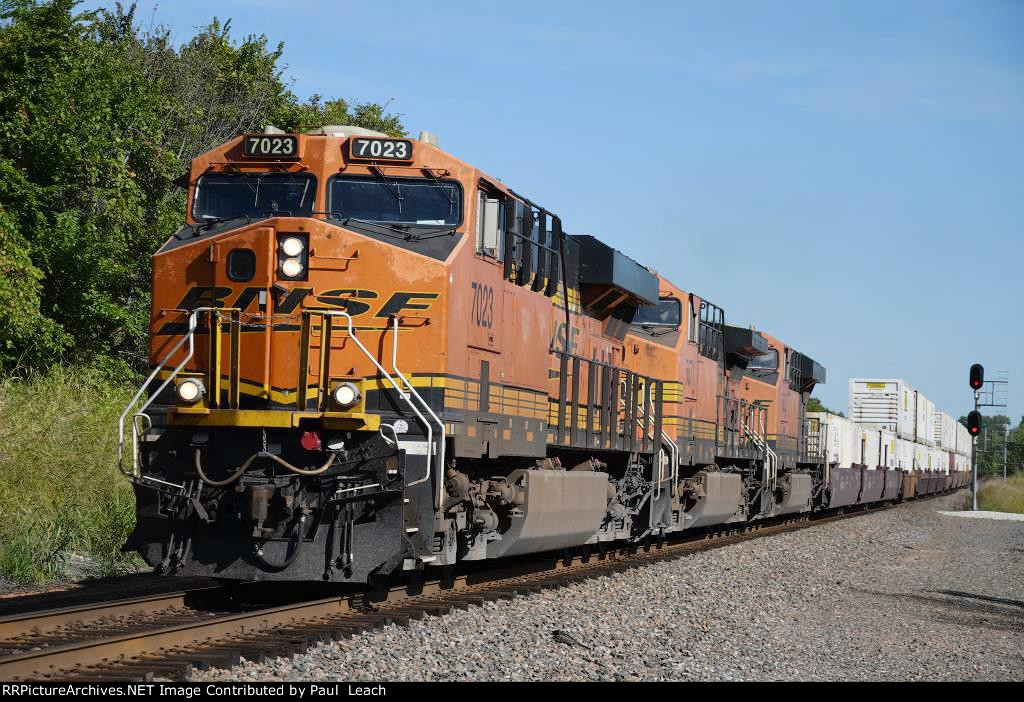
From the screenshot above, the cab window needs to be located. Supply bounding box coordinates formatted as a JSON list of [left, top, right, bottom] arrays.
[[329, 175, 461, 225], [631, 297, 681, 328], [476, 189, 505, 258], [749, 347, 779, 371], [194, 172, 316, 220]]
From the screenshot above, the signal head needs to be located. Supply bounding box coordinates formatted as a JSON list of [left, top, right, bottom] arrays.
[[967, 410, 981, 436], [969, 363, 984, 390]]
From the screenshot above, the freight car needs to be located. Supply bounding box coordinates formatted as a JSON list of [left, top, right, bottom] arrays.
[[118, 126, 966, 583]]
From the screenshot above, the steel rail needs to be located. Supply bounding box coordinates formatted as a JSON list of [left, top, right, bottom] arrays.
[[0, 589, 219, 639]]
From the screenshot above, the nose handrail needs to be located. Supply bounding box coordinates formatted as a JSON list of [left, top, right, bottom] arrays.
[[118, 307, 223, 479], [307, 311, 444, 510]]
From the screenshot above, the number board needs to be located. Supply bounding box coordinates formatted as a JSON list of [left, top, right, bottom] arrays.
[[242, 134, 300, 159], [349, 138, 413, 161]]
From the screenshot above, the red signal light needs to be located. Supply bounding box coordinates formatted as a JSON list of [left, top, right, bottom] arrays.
[[967, 410, 981, 436], [969, 364, 984, 390]]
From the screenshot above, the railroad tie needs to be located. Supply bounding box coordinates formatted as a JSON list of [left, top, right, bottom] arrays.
[[102, 660, 194, 680], [157, 649, 242, 671]]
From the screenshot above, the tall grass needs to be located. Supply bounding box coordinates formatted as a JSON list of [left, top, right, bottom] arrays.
[[0, 366, 143, 584], [978, 473, 1024, 514]]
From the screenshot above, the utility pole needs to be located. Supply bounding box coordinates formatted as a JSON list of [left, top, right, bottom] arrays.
[[1004, 425, 1009, 481]]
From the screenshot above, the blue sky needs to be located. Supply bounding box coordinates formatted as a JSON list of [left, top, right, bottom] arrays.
[[96, 0, 1023, 423]]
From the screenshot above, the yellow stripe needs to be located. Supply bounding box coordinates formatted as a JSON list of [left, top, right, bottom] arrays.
[[168, 409, 380, 430]]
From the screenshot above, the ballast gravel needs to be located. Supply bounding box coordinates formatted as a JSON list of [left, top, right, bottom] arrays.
[[192, 493, 1024, 681]]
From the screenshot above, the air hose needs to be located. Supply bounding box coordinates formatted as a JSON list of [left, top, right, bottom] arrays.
[[253, 519, 306, 571], [193, 448, 337, 486]]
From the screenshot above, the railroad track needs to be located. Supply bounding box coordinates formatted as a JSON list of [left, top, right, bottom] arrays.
[[0, 493, 954, 681]]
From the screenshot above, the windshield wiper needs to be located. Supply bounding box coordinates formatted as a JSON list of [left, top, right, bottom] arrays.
[[321, 211, 416, 241], [421, 171, 457, 211], [410, 227, 458, 240], [196, 214, 253, 232], [368, 166, 404, 211], [633, 324, 678, 338], [319, 210, 456, 242]]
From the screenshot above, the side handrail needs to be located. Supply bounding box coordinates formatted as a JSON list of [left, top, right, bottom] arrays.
[[616, 380, 679, 501], [742, 407, 777, 495], [653, 399, 680, 498], [389, 316, 446, 511], [118, 307, 220, 478]]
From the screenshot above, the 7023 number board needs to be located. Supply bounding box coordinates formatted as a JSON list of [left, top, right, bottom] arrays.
[[242, 135, 300, 158], [348, 138, 413, 161]]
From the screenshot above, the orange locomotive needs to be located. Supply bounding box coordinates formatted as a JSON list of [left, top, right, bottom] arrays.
[[121, 126, 827, 582]]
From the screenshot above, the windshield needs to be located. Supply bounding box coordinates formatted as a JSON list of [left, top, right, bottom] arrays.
[[329, 175, 461, 226], [193, 172, 316, 220], [631, 297, 681, 327]]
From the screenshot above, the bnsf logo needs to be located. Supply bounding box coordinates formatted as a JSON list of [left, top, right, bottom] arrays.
[[157, 286, 438, 335]]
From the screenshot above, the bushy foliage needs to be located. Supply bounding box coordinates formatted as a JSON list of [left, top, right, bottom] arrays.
[[0, 206, 70, 366], [0, 1, 405, 372]]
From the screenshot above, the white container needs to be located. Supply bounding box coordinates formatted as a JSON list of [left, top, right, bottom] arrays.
[[933, 411, 957, 452], [879, 429, 898, 469], [915, 443, 933, 472], [860, 428, 881, 468], [955, 421, 971, 457], [916, 393, 935, 447], [809, 412, 857, 468], [895, 437, 916, 472], [849, 379, 917, 441]]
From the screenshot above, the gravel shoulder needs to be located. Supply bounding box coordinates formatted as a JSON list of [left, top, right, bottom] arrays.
[[192, 493, 1024, 681]]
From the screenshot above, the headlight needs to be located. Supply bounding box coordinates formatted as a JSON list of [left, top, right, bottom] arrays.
[[176, 378, 205, 404], [332, 382, 361, 408], [280, 257, 304, 278], [280, 236, 305, 257]]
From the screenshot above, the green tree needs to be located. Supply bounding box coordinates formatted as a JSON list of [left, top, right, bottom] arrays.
[[0, 205, 70, 367], [0, 0, 169, 366], [959, 413, 1014, 477], [807, 397, 845, 418]]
